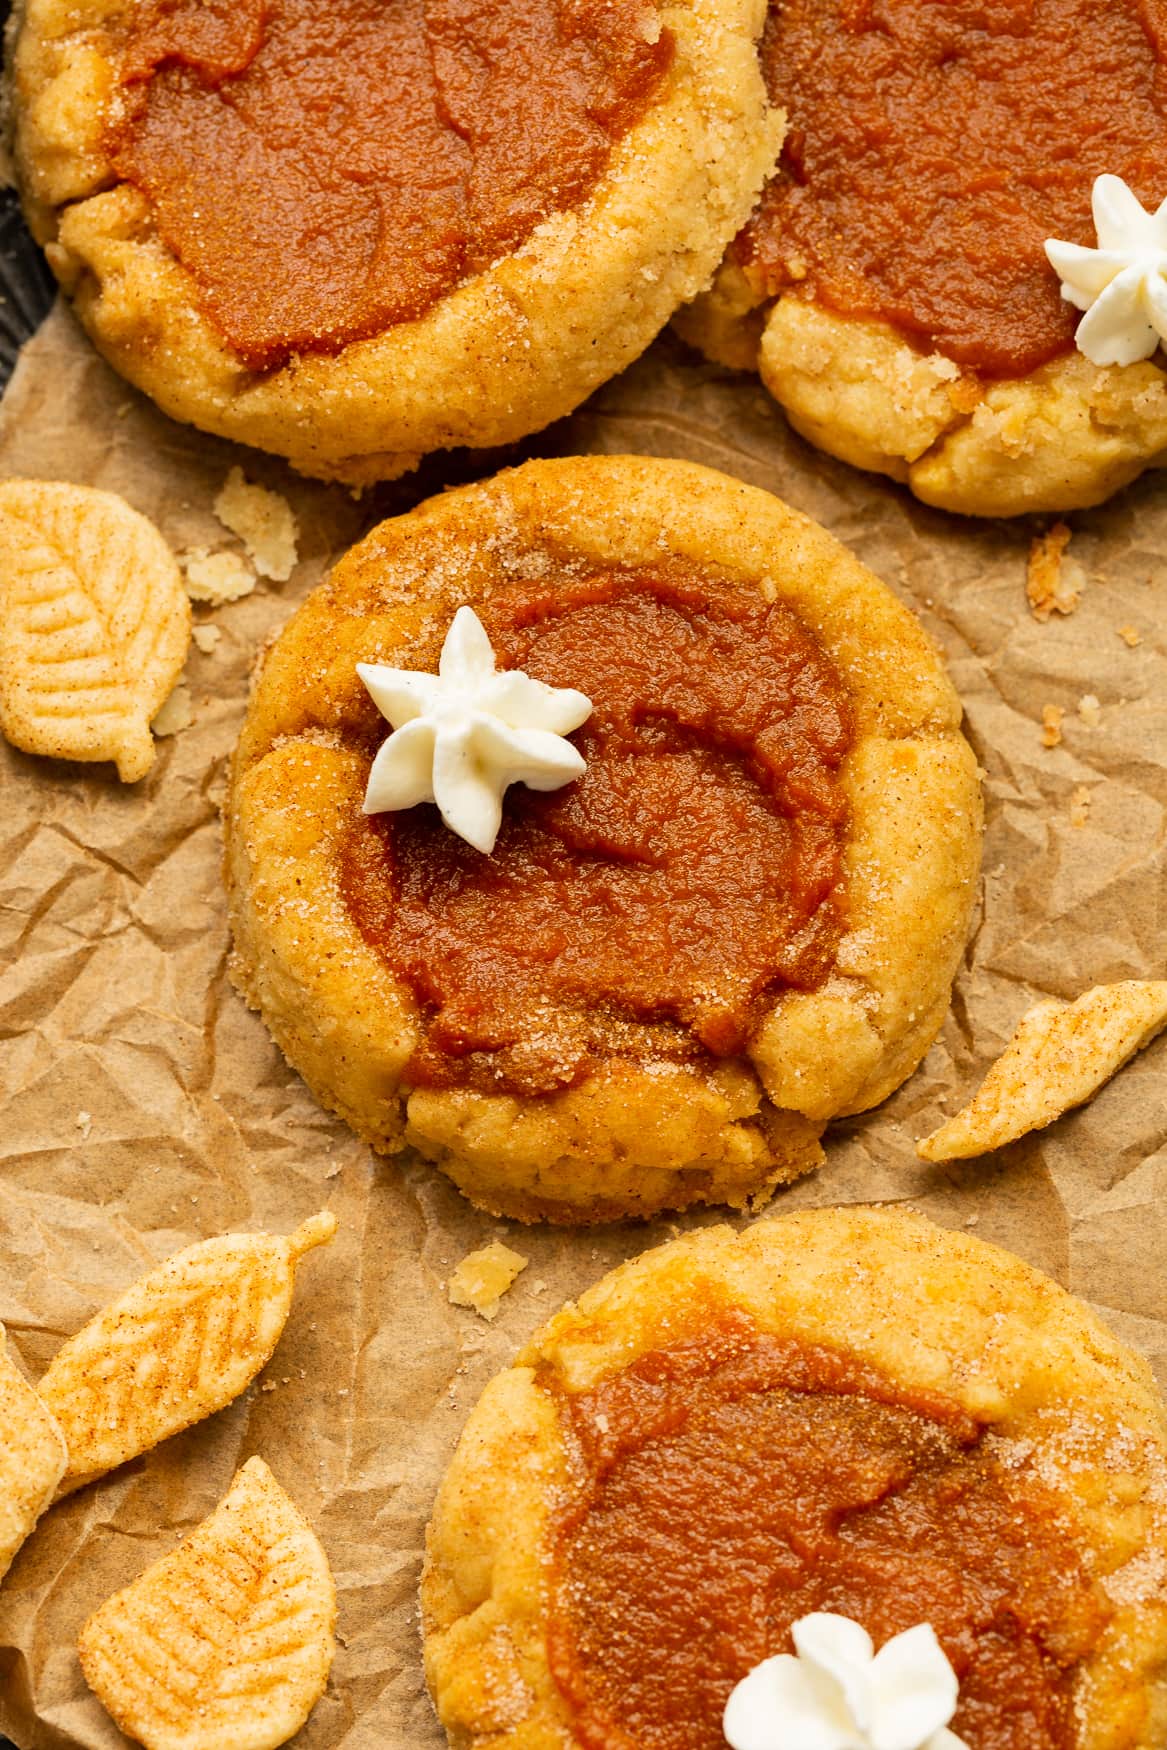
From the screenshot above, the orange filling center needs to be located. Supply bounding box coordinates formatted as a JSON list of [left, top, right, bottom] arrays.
[[739, 0, 1167, 377], [548, 1315, 1108, 1750], [110, 0, 673, 368], [339, 563, 853, 1098]]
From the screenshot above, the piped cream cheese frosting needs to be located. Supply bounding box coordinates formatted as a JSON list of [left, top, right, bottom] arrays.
[[722, 1614, 968, 1750], [357, 606, 592, 855], [1046, 175, 1167, 368]]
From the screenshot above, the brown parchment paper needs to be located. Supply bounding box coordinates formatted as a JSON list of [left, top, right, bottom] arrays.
[[0, 300, 1165, 1750]]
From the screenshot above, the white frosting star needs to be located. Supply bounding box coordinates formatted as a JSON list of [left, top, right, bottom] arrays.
[[723, 1615, 969, 1750], [357, 606, 592, 855], [1045, 174, 1167, 367]]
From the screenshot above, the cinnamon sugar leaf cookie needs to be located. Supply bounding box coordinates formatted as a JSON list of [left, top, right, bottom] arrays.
[[79, 1456, 336, 1750], [0, 1325, 67, 1583], [38, 1213, 336, 1492], [0, 481, 190, 781], [918, 982, 1167, 1162]]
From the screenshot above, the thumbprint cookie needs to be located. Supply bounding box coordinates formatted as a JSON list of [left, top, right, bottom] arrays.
[[677, 0, 1167, 517], [424, 1207, 1167, 1749], [13, 0, 782, 484], [224, 456, 981, 1222]]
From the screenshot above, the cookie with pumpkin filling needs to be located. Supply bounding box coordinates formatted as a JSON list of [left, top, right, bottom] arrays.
[[423, 1207, 1167, 1749], [676, 0, 1167, 517], [224, 455, 979, 1223], [13, 0, 780, 484]]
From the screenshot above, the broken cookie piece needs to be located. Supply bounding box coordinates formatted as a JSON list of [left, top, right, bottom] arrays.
[[151, 682, 194, 738], [448, 1242, 529, 1322], [214, 468, 299, 583], [182, 547, 256, 605]]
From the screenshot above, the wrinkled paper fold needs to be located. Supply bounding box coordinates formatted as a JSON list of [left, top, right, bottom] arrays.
[[1, 303, 1165, 1749]]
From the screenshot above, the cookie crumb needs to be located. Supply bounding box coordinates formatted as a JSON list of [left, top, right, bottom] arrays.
[[181, 548, 256, 604], [1027, 523, 1079, 621], [152, 683, 194, 738], [214, 467, 299, 582], [1077, 694, 1102, 727], [1040, 704, 1065, 748], [1117, 624, 1142, 648], [76, 1110, 92, 1141], [192, 623, 222, 655], [1070, 786, 1092, 829], [447, 1242, 529, 1321]]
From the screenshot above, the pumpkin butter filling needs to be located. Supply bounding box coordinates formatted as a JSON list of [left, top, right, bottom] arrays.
[[108, 0, 673, 369], [546, 1314, 1110, 1750], [338, 564, 853, 1099], [738, 0, 1167, 377]]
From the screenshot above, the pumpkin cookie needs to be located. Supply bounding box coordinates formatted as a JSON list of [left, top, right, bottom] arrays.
[[422, 1207, 1167, 1750], [12, 0, 781, 486], [224, 456, 980, 1224], [676, 0, 1167, 517]]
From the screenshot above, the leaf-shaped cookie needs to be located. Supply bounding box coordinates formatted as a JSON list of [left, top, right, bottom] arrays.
[[80, 1456, 336, 1750], [0, 480, 191, 781], [38, 1212, 337, 1493], [918, 981, 1167, 1161], [0, 1324, 67, 1583]]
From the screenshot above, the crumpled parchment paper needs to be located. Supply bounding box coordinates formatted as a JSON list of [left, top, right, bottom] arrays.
[[0, 301, 1165, 1749]]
